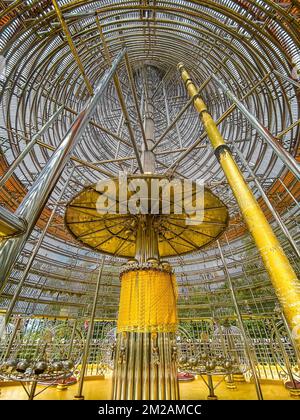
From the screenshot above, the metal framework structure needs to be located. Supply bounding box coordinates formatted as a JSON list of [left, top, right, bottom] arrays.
[[0, 0, 299, 365]]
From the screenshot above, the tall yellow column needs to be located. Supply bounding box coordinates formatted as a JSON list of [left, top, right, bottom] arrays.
[[178, 63, 300, 350]]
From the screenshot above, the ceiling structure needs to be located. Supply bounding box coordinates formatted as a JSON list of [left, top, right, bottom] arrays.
[[0, 0, 299, 321]]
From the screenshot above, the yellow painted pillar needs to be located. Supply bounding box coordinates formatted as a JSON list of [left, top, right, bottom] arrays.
[[178, 63, 300, 350]]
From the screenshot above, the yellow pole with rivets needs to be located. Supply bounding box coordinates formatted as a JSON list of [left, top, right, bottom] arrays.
[[178, 63, 300, 351]]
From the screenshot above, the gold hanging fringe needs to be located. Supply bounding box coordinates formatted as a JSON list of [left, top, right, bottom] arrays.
[[117, 269, 178, 333]]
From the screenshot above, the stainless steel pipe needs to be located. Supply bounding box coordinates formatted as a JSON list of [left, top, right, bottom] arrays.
[[4, 168, 74, 323], [217, 241, 264, 400], [0, 49, 126, 293], [233, 146, 300, 259]]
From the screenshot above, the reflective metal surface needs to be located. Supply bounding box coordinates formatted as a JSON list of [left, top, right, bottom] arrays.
[[65, 174, 229, 258], [0, 49, 126, 291], [178, 63, 300, 352], [0, 206, 26, 238], [0, 0, 299, 370]]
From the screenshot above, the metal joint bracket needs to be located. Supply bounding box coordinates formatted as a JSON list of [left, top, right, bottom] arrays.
[[198, 108, 208, 118]]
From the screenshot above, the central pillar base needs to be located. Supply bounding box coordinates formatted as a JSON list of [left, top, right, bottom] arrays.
[[112, 332, 179, 400]]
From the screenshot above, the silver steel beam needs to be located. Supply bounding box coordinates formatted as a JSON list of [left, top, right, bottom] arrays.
[[155, 139, 246, 156], [151, 76, 212, 152], [217, 241, 264, 401], [124, 53, 148, 151], [212, 75, 300, 180], [4, 168, 74, 324], [52, 0, 93, 96], [0, 106, 64, 189], [273, 70, 300, 89], [140, 66, 157, 172], [0, 49, 126, 293], [277, 117, 300, 139], [34, 138, 114, 177], [233, 146, 300, 259], [74, 256, 105, 400], [3, 317, 22, 359], [151, 66, 173, 99], [0, 206, 27, 238], [96, 17, 143, 173], [92, 155, 135, 165], [162, 82, 182, 148], [63, 106, 132, 148], [278, 178, 300, 210], [164, 73, 271, 175]]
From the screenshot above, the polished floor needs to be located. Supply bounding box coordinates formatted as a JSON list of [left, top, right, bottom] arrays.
[[0, 376, 295, 400]]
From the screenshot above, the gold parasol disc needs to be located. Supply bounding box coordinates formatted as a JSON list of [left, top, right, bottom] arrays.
[[64, 175, 229, 258]]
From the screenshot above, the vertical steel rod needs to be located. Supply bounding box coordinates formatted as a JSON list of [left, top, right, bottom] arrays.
[[0, 106, 64, 189], [96, 17, 143, 173], [67, 319, 78, 360], [3, 316, 22, 359], [278, 178, 300, 210], [162, 82, 182, 149], [142, 333, 150, 400], [178, 63, 300, 352], [164, 72, 271, 175], [120, 333, 129, 399], [273, 70, 300, 89], [151, 76, 211, 152], [124, 53, 148, 150], [52, 0, 93, 95], [270, 318, 297, 389], [206, 374, 217, 400], [280, 310, 300, 364], [126, 332, 135, 399], [233, 145, 300, 259], [4, 167, 74, 324], [28, 381, 37, 400]]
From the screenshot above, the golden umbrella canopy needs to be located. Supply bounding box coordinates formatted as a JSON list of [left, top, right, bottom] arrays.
[[65, 175, 229, 258]]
